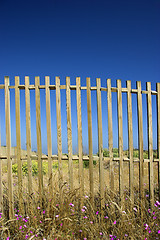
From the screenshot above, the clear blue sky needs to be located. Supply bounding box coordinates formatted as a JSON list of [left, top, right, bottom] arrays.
[[0, 0, 159, 154]]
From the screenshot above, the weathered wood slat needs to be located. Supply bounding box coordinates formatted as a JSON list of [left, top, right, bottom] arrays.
[[127, 80, 134, 209], [90, 86, 97, 90], [107, 79, 114, 195], [96, 78, 104, 209], [117, 80, 124, 207], [147, 82, 154, 208], [5, 76, 14, 219], [66, 77, 73, 190], [137, 81, 144, 212], [15, 76, 23, 214], [25, 77, 33, 198], [76, 77, 84, 202], [45, 76, 53, 197], [3, 84, 158, 95], [1, 153, 159, 162], [86, 77, 94, 206], [157, 83, 160, 202], [35, 77, 43, 205], [55, 77, 63, 201]]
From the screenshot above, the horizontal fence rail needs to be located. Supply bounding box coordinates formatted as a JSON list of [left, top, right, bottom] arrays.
[[0, 76, 159, 219]]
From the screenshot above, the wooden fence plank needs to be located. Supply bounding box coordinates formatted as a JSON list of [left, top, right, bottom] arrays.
[[55, 77, 63, 202], [45, 76, 53, 197], [157, 83, 160, 202], [117, 79, 124, 207], [86, 77, 94, 206], [25, 77, 33, 197], [137, 81, 144, 212], [76, 77, 84, 202], [66, 77, 73, 190], [127, 80, 134, 209], [147, 82, 154, 208], [107, 79, 114, 195], [15, 76, 23, 214], [5, 76, 14, 219], [96, 78, 104, 209], [35, 76, 43, 205]]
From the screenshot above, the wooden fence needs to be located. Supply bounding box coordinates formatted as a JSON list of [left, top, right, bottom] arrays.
[[0, 76, 160, 219]]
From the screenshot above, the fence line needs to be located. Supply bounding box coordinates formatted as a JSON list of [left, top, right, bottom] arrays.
[[0, 76, 159, 219]]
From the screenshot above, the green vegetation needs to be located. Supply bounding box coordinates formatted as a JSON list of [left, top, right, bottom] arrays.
[[12, 161, 57, 176], [101, 148, 157, 158], [83, 160, 97, 168]]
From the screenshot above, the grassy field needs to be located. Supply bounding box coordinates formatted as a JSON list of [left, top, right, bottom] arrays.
[[0, 147, 159, 239]]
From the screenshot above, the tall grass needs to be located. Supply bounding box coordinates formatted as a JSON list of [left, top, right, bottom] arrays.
[[0, 179, 159, 240], [0, 147, 159, 239]]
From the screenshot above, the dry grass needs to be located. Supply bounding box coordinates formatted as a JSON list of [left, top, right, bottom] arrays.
[[0, 160, 160, 240]]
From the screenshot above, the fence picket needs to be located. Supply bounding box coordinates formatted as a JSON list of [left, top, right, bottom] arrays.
[[66, 77, 73, 190], [5, 76, 14, 219], [117, 80, 124, 207], [45, 76, 53, 197], [96, 78, 104, 209], [55, 77, 63, 202], [76, 77, 84, 202], [86, 77, 94, 205], [147, 82, 154, 208], [107, 79, 114, 195], [127, 80, 134, 209], [157, 83, 160, 202], [15, 76, 23, 214], [137, 81, 144, 212], [25, 77, 33, 197], [35, 76, 43, 205]]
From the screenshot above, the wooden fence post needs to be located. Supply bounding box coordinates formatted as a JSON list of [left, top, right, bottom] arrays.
[[127, 80, 134, 210], [146, 82, 154, 208], [66, 77, 73, 191], [157, 83, 160, 202], [25, 77, 33, 198], [76, 77, 84, 204], [107, 79, 114, 196], [55, 77, 63, 204], [35, 76, 43, 206], [117, 79, 124, 208], [96, 78, 104, 209], [86, 77, 94, 206], [15, 76, 23, 214], [137, 81, 144, 214], [5, 76, 14, 219], [45, 76, 53, 198]]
